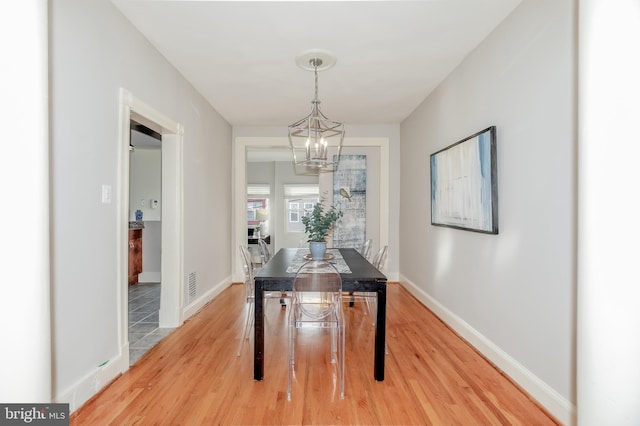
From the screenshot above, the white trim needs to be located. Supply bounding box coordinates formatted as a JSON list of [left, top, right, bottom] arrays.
[[60, 276, 227, 413], [55, 349, 128, 413], [398, 274, 575, 425], [233, 136, 390, 282], [183, 276, 233, 319], [118, 88, 185, 360], [159, 131, 185, 327]]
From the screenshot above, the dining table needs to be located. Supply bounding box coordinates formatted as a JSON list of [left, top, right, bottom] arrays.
[[253, 247, 388, 382]]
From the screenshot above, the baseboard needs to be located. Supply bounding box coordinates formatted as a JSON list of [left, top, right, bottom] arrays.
[[59, 277, 232, 414], [399, 274, 575, 425], [183, 275, 232, 320], [55, 344, 129, 414]]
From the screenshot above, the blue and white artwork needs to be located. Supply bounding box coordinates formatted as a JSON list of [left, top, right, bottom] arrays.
[[430, 127, 498, 234], [332, 155, 367, 249]]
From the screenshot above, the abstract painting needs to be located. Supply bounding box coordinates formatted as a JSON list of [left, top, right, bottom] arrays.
[[430, 126, 498, 234], [332, 155, 367, 248]]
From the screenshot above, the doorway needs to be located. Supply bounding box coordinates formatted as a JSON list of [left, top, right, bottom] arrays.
[[118, 88, 184, 367], [234, 136, 390, 283], [128, 121, 165, 364], [246, 147, 318, 256]]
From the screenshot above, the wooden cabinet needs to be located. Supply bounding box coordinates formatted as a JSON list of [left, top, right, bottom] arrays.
[[128, 228, 143, 285]]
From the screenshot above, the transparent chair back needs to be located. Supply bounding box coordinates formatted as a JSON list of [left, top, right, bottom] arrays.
[[257, 238, 271, 263], [288, 260, 345, 400], [359, 238, 373, 261], [371, 245, 388, 272]]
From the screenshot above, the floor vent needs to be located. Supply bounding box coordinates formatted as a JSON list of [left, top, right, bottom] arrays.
[[188, 272, 197, 303]]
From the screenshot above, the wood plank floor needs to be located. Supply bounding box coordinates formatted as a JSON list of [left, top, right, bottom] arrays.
[[70, 283, 559, 425]]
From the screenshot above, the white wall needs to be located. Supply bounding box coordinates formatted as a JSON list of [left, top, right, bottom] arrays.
[[578, 0, 640, 424], [399, 0, 575, 423], [130, 148, 161, 281], [50, 0, 232, 410], [129, 148, 161, 222], [0, 0, 51, 403]]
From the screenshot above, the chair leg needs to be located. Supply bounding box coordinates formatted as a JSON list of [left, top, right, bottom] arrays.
[[368, 296, 377, 325], [339, 322, 345, 399], [330, 326, 337, 364], [236, 301, 254, 356], [287, 317, 295, 401]]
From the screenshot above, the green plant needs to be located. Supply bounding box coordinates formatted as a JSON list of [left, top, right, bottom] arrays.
[[302, 195, 343, 242]]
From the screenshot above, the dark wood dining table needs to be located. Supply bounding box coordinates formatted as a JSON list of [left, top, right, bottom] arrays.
[[253, 247, 387, 381]]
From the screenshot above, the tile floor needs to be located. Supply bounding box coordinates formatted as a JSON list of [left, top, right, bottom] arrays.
[[128, 282, 175, 365]]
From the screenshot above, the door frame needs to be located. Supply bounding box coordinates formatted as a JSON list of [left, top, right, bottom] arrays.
[[233, 136, 389, 282], [118, 88, 184, 363]]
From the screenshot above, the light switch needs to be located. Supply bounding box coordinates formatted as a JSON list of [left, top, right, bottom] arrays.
[[101, 185, 112, 204]]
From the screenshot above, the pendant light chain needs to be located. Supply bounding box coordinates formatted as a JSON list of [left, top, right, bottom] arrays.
[[312, 58, 321, 103]]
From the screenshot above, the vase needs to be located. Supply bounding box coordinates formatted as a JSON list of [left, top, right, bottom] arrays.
[[309, 241, 327, 260]]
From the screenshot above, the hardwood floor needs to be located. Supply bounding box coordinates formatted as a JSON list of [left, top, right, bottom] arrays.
[[70, 283, 559, 425]]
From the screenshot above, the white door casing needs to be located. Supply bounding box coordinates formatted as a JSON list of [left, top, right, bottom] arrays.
[[233, 136, 389, 282], [118, 88, 184, 367]]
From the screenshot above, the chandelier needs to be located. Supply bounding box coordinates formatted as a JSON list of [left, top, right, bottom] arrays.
[[288, 50, 344, 174]]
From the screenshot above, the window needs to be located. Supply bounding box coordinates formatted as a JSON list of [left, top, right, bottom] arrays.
[[284, 184, 319, 233], [289, 203, 300, 223], [247, 184, 270, 226]]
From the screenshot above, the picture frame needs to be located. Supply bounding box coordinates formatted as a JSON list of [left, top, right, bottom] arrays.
[[430, 126, 498, 234]]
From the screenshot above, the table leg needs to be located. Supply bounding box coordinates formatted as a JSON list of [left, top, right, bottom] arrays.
[[254, 283, 264, 381], [374, 282, 386, 381]]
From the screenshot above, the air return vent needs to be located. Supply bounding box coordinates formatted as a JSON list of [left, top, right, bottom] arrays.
[[188, 272, 197, 303]]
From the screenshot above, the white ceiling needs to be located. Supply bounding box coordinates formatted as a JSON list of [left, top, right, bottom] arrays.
[[112, 0, 521, 127]]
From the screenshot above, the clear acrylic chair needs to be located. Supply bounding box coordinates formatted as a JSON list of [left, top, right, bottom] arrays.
[[371, 245, 388, 272], [237, 245, 256, 356], [349, 240, 380, 308], [367, 245, 388, 344], [350, 245, 389, 354], [348, 238, 374, 307], [359, 238, 373, 261], [257, 238, 271, 264], [257, 238, 286, 307], [287, 260, 345, 401], [237, 245, 289, 356]]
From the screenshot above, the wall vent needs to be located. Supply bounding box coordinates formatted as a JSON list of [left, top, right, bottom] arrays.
[[188, 272, 197, 303]]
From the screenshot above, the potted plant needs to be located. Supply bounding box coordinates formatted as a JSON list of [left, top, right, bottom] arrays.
[[302, 195, 343, 259]]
